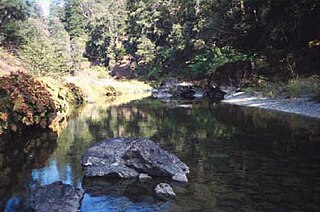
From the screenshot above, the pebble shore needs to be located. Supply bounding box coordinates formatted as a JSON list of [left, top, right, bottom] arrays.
[[222, 92, 320, 119]]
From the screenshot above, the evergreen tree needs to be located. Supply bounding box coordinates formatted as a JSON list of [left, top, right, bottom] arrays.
[[62, 0, 86, 39], [84, 0, 127, 67], [0, 0, 30, 46]]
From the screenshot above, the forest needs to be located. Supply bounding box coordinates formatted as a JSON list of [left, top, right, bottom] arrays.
[[0, 0, 319, 80], [1, 0, 319, 133]]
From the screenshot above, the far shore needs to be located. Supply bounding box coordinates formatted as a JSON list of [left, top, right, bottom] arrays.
[[222, 92, 320, 120]]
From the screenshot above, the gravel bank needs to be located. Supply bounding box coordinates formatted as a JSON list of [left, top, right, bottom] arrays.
[[222, 92, 320, 119]]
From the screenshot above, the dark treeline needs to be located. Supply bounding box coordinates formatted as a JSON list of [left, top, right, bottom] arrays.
[[0, 0, 319, 81]]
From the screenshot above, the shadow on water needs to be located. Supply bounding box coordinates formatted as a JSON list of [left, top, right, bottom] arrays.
[[0, 129, 58, 211], [0, 97, 319, 211], [82, 177, 173, 211]]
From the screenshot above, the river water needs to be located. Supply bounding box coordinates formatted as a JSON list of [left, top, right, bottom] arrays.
[[0, 97, 319, 211]]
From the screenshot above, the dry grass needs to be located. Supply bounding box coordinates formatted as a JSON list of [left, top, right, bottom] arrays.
[[246, 75, 320, 99], [286, 75, 320, 98], [63, 70, 152, 103]]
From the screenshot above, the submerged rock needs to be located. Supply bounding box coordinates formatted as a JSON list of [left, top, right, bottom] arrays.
[[82, 177, 172, 211], [81, 137, 189, 182], [155, 183, 176, 199], [82, 177, 156, 200], [29, 181, 83, 212]]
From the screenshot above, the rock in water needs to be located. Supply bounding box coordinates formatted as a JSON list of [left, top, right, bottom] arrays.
[[81, 137, 189, 182], [204, 87, 227, 101], [139, 173, 152, 181], [172, 173, 188, 183], [155, 183, 176, 199], [161, 77, 179, 87], [152, 78, 201, 99], [29, 181, 83, 212]]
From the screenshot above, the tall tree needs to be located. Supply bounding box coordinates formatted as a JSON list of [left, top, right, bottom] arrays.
[[84, 0, 127, 67], [62, 0, 86, 39], [0, 0, 30, 46]]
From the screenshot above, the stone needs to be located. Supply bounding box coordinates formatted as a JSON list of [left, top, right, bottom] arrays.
[[161, 77, 179, 87], [151, 88, 173, 99], [29, 181, 83, 212], [155, 183, 176, 199], [177, 83, 196, 99], [204, 87, 227, 101], [172, 173, 188, 183], [81, 137, 189, 182], [152, 78, 200, 99], [139, 173, 152, 181]]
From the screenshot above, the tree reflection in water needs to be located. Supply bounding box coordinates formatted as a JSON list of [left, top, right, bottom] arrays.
[[0, 130, 57, 211], [0, 97, 319, 211]]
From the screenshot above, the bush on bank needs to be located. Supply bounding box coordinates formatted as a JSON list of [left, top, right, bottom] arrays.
[[0, 72, 85, 134]]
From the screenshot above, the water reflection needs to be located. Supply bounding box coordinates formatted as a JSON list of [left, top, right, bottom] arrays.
[[82, 178, 172, 212], [0, 97, 319, 211], [0, 130, 57, 211]]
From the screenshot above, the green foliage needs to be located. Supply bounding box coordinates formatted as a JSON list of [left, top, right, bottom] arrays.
[[0, 0, 29, 45], [84, 0, 127, 68], [136, 36, 156, 63], [167, 24, 185, 50], [85, 19, 111, 66], [48, 17, 72, 69], [19, 18, 71, 75], [123, 0, 319, 81], [286, 76, 320, 98], [62, 0, 86, 39], [188, 45, 251, 79], [0, 72, 57, 133], [247, 75, 320, 99], [2, 0, 319, 83]]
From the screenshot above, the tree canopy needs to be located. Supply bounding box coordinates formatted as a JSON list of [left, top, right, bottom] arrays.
[[0, 0, 318, 80]]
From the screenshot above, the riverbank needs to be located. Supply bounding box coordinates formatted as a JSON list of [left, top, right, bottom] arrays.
[[222, 92, 320, 119], [64, 73, 152, 104], [0, 70, 152, 134]]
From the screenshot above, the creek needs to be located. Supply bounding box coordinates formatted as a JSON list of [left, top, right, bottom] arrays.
[[0, 97, 319, 211]]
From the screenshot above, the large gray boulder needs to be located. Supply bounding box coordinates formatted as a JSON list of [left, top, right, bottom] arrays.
[[29, 181, 83, 212], [81, 137, 189, 182]]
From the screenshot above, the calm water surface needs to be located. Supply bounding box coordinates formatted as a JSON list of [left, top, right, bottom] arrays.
[[0, 97, 319, 211]]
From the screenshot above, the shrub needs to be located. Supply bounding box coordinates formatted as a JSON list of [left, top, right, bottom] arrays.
[[246, 75, 320, 99], [286, 76, 320, 98], [90, 66, 110, 79], [188, 45, 251, 79], [0, 72, 57, 133], [65, 83, 86, 104]]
